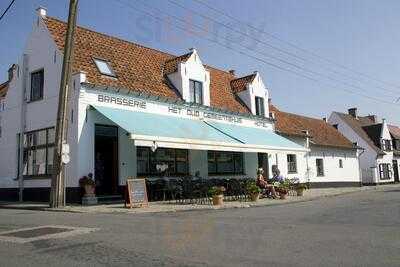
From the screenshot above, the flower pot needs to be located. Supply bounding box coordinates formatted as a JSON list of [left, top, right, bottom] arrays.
[[83, 184, 95, 197], [296, 188, 304, 197], [249, 193, 260, 202], [212, 195, 224, 206], [279, 193, 287, 200]]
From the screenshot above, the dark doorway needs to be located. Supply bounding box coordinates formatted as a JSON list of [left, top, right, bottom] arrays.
[[95, 125, 119, 196], [393, 160, 399, 183], [258, 153, 269, 179]]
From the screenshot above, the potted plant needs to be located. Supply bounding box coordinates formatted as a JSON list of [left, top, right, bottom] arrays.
[[246, 181, 261, 202], [276, 179, 291, 200], [295, 183, 308, 196], [208, 186, 226, 205], [79, 173, 96, 197]]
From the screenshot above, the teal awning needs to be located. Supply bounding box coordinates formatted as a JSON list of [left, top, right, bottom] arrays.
[[91, 105, 306, 153]]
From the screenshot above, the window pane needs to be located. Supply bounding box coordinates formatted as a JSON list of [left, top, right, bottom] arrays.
[[94, 59, 115, 76], [208, 151, 216, 173], [217, 152, 234, 173], [176, 161, 188, 174], [195, 81, 203, 104], [47, 128, 55, 144], [36, 130, 47, 146], [23, 151, 29, 175], [47, 147, 54, 174], [31, 70, 43, 101], [33, 148, 46, 175], [233, 153, 243, 173], [27, 150, 34, 175]]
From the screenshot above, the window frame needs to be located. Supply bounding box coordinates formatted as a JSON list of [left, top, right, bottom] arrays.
[[22, 127, 55, 179], [136, 147, 189, 176], [255, 96, 265, 117], [379, 163, 392, 180], [316, 158, 324, 177], [287, 154, 297, 174], [30, 69, 44, 102], [189, 79, 203, 105], [93, 57, 117, 77], [208, 151, 245, 175]]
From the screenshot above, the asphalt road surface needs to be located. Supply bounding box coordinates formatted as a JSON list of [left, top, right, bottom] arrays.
[[0, 187, 399, 267]]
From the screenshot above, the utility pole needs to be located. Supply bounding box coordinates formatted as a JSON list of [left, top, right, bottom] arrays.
[[50, 0, 79, 208]]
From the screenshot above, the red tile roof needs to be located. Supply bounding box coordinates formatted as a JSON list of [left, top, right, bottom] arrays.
[[0, 81, 8, 98], [271, 105, 354, 149], [389, 125, 400, 139], [332, 112, 383, 154], [163, 52, 193, 75], [230, 74, 256, 93], [43, 17, 249, 114]]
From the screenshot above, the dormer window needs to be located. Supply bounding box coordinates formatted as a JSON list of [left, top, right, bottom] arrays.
[[93, 58, 116, 77], [381, 139, 392, 151], [189, 79, 203, 104], [255, 96, 265, 116]]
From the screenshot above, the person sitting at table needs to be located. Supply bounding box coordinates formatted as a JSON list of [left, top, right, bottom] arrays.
[[256, 168, 278, 199]]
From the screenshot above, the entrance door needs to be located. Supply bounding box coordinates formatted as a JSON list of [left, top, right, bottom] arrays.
[[258, 153, 269, 179], [95, 125, 119, 196], [393, 160, 399, 183]]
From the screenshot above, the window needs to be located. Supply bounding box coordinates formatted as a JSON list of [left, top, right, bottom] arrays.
[[379, 163, 392, 180], [316, 158, 324, 176], [208, 151, 244, 175], [22, 127, 55, 177], [255, 96, 265, 116], [287, 154, 297, 173], [381, 139, 392, 151], [189, 79, 203, 104], [93, 58, 116, 77], [137, 147, 188, 176], [394, 139, 400, 150], [30, 69, 44, 102], [339, 159, 343, 168]]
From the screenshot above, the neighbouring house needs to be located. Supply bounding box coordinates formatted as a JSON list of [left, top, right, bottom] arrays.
[[270, 105, 361, 187], [388, 124, 400, 183], [0, 7, 311, 202], [329, 108, 400, 184]]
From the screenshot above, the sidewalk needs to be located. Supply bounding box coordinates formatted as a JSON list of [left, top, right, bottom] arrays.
[[1, 184, 399, 214]]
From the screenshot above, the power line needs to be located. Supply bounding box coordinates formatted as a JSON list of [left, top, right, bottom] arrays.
[[114, 0, 399, 107], [192, 0, 400, 91], [168, 0, 400, 96], [0, 0, 15, 21], [130, 0, 397, 101]]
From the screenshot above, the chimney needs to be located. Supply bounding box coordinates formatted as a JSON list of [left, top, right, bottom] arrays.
[[229, 69, 236, 76], [366, 114, 377, 123], [348, 108, 358, 118], [36, 6, 47, 18]]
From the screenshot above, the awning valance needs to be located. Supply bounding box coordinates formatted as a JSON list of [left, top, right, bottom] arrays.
[[91, 105, 306, 153]]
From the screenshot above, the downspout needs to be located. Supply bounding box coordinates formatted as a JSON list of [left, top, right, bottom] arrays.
[[302, 130, 310, 184], [18, 54, 28, 202], [356, 143, 365, 186]]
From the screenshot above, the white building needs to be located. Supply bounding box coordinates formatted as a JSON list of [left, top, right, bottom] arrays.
[[270, 105, 361, 187], [329, 108, 400, 184], [0, 8, 312, 202]]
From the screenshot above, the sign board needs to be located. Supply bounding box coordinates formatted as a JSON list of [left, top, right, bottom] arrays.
[[125, 178, 148, 208]]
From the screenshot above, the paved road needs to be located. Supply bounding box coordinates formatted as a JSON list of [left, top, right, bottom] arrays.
[[0, 187, 399, 267]]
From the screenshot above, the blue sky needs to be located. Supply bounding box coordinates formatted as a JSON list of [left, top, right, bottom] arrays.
[[1, 0, 399, 124]]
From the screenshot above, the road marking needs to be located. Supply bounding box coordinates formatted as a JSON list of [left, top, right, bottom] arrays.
[[0, 225, 99, 243]]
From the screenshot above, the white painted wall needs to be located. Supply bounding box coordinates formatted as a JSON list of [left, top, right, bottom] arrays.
[[0, 16, 63, 188], [237, 72, 269, 118], [329, 112, 394, 184]]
